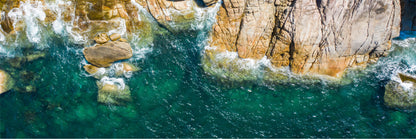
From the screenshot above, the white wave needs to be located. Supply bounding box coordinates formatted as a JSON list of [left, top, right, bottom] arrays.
[[100, 76, 126, 90], [130, 0, 158, 23], [0, 31, 5, 42], [47, 0, 70, 35], [132, 47, 153, 60], [8, 1, 46, 43], [192, 0, 222, 30], [107, 18, 127, 36]]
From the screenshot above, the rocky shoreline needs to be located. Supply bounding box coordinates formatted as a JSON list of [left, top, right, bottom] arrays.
[[0, 0, 415, 109]]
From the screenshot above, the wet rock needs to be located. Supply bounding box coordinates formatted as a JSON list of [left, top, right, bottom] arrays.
[[208, 0, 401, 77], [83, 64, 106, 79], [97, 77, 131, 105], [93, 33, 109, 44], [114, 62, 140, 77], [119, 38, 128, 42], [145, 0, 199, 32], [399, 73, 416, 83], [202, 0, 218, 6], [0, 70, 14, 94], [83, 41, 133, 67], [110, 33, 121, 41], [384, 73, 416, 110]]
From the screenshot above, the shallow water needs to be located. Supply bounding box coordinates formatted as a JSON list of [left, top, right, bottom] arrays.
[[1, 3, 416, 137]]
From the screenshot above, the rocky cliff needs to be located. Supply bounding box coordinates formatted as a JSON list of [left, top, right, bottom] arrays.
[[0, 0, 412, 78], [207, 0, 402, 77]]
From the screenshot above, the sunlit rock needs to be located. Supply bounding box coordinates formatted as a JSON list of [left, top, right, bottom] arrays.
[[144, 0, 201, 32], [207, 0, 401, 78], [83, 41, 133, 67], [94, 33, 110, 44], [97, 77, 131, 105], [384, 73, 416, 110], [83, 64, 107, 79], [114, 62, 140, 77], [119, 38, 127, 42], [0, 70, 14, 94], [110, 33, 121, 41]]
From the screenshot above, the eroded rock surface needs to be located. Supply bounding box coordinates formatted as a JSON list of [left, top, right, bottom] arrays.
[[83, 41, 133, 67], [208, 0, 402, 77]]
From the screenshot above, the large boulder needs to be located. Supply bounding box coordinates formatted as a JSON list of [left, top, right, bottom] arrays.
[[0, 70, 14, 94], [384, 73, 416, 110], [97, 77, 131, 105], [207, 0, 401, 78], [83, 41, 133, 67]]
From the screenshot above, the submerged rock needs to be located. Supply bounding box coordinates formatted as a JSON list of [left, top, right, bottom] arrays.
[[84, 62, 140, 79], [97, 77, 131, 105], [0, 70, 14, 94], [114, 62, 140, 77], [83, 41, 133, 67], [384, 73, 416, 110], [399, 73, 416, 83]]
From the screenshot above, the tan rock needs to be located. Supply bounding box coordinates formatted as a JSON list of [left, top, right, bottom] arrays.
[[83, 41, 133, 67], [119, 38, 128, 42], [83, 65, 100, 74], [145, 0, 197, 31], [93, 33, 109, 44], [0, 70, 14, 94], [207, 0, 401, 77], [122, 62, 140, 72], [110, 33, 121, 41], [114, 62, 140, 77]]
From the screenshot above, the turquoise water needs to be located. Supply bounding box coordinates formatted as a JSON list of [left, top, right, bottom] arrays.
[[1, 23, 416, 137]]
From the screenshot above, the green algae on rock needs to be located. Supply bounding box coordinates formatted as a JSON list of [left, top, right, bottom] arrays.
[[384, 73, 416, 110], [96, 78, 131, 105]]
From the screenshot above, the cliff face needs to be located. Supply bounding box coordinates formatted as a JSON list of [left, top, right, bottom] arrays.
[[208, 0, 402, 77], [0, 0, 410, 78]]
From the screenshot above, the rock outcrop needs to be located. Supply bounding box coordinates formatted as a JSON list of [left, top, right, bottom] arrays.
[[0, 70, 14, 94], [83, 41, 133, 67], [384, 73, 416, 110], [207, 0, 401, 77]]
